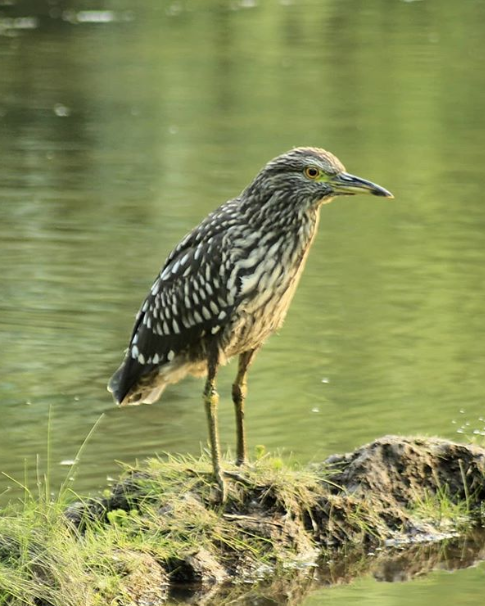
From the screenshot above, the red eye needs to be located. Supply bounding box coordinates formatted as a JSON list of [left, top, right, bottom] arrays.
[[304, 166, 319, 179]]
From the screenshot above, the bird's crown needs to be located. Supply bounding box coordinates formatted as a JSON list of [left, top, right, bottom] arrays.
[[266, 147, 346, 176]]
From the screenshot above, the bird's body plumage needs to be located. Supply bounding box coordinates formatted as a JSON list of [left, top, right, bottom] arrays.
[[108, 146, 393, 498], [109, 155, 323, 406]]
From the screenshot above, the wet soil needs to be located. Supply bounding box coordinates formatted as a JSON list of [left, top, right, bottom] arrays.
[[66, 436, 485, 603]]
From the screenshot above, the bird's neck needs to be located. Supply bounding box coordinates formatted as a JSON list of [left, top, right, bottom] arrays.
[[245, 194, 321, 249]]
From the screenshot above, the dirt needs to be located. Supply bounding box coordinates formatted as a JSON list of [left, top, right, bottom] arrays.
[[66, 435, 485, 603], [314, 435, 485, 548]]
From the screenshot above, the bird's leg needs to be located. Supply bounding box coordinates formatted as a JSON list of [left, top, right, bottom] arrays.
[[232, 349, 258, 467], [204, 348, 226, 500]]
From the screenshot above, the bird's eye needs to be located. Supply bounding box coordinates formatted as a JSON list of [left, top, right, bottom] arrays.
[[304, 166, 320, 180]]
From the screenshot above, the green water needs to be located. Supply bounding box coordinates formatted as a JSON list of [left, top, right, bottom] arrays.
[[1, 0, 485, 603]]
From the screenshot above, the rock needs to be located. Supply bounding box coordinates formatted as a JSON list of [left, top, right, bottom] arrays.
[[325, 435, 485, 506], [63, 436, 485, 598], [110, 550, 169, 605], [168, 547, 228, 585]]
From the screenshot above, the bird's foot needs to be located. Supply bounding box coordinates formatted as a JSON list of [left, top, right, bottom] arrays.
[[235, 456, 247, 467], [224, 469, 252, 487], [214, 470, 228, 503]]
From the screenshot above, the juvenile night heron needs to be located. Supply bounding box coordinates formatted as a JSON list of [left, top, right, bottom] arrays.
[[108, 147, 393, 498]]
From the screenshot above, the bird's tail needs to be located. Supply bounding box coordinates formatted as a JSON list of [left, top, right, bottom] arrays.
[[107, 363, 124, 402], [108, 359, 166, 406], [107, 361, 133, 405]]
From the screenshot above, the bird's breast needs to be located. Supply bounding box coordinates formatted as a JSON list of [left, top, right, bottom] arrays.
[[224, 212, 320, 354]]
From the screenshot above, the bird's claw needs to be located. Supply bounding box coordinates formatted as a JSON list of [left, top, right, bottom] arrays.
[[223, 470, 252, 486]]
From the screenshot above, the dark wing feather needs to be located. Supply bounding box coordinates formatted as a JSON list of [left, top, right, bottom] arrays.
[[109, 203, 241, 403]]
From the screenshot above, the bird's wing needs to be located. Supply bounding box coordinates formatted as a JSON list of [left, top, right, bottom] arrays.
[[131, 235, 235, 362], [109, 211, 240, 403]]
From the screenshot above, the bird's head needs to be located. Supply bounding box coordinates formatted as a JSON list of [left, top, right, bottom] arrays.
[[248, 147, 393, 211]]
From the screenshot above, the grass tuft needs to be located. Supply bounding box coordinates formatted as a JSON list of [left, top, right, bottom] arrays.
[[0, 449, 326, 605]]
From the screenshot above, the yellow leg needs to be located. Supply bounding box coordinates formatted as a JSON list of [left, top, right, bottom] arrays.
[[204, 350, 226, 500], [232, 349, 257, 467]]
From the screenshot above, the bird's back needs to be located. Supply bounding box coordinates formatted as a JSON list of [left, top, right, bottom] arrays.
[[109, 192, 320, 406]]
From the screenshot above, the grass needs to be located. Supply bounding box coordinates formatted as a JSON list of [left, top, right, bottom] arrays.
[[0, 415, 130, 605], [0, 446, 326, 606], [411, 487, 470, 532], [409, 471, 476, 533]]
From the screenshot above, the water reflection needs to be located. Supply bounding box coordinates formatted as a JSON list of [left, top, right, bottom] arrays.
[[168, 532, 485, 606]]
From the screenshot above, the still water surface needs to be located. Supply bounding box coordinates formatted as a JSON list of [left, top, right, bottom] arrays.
[[1, 0, 485, 604]]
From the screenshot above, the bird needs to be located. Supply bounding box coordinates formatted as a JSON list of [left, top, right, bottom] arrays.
[[108, 147, 393, 499]]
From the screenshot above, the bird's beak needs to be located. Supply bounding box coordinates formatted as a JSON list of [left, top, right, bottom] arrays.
[[329, 172, 394, 198]]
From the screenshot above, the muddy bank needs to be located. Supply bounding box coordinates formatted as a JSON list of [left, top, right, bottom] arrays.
[[64, 435, 485, 602], [171, 531, 485, 606]]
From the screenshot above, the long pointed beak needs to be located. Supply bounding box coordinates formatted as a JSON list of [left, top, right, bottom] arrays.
[[330, 172, 394, 198]]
